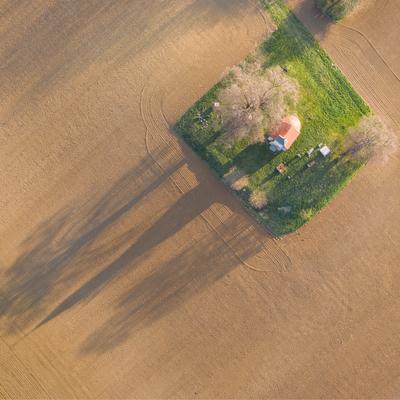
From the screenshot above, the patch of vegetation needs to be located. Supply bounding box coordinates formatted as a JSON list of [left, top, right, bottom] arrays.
[[314, 0, 358, 21], [217, 64, 299, 143], [175, 1, 369, 235], [249, 190, 268, 210]]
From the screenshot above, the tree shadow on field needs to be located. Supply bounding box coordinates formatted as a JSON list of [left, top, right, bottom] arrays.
[[73, 140, 268, 354], [288, 0, 333, 40], [80, 213, 261, 354], [0, 0, 277, 351], [35, 181, 215, 331], [0, 142, 184, 334], [0, 137, 269, 351]]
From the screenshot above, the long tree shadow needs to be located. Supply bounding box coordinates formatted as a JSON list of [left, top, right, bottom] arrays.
[[80, 214, 262, 354], [0, 0, 284, 354], [289, 0, 335, 40], [0, 142, 184, 334], [1, 131, 271, 345], [0, 125, 279, 357], [35, 182, 215, 331]]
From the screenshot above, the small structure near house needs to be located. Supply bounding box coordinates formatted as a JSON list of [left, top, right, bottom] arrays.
[[307, 160, 316, 168], [306, 147, 314, 157], [319, 145, 331, 157], [268, 115, 301, 152], [276, 163, 287, 174]]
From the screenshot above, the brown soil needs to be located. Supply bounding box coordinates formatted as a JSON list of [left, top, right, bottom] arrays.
[[1, 0, 400, 398]]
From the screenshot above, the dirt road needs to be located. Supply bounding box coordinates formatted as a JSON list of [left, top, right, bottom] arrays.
[[1, 0, 400, 398]]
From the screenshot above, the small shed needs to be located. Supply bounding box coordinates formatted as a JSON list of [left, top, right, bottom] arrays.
[[276, 163, 287, 174], [320, 145, 331, 157]]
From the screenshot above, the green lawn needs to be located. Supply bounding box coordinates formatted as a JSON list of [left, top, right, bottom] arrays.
[[175, 1, 369, 235]]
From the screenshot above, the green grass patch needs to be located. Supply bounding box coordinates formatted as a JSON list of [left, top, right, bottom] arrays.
[[175, 1, 369, 235]]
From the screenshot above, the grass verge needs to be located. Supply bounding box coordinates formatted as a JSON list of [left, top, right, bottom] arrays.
[[175, 1, 369, 235]]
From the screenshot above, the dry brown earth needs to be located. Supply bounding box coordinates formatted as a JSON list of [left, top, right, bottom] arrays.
[[1, 0, 400, 398]]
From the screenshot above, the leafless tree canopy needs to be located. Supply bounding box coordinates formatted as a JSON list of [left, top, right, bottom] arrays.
[[344, 115, 398, 164], [216, 64, 299, 143]]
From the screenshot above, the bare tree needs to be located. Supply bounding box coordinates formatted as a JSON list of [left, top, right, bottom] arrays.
[[216, 65, 299, 143], [344, 115, 398, 164]]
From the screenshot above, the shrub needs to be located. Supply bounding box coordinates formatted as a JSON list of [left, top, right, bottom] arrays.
[[231, 176, 250, 191], [223, 167, 249, 191], [300, 208, 314, 222], [249, 190, 268, 210], [315, 0, 358, 20]]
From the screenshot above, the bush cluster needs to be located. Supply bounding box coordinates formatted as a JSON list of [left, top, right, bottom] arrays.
[[315, 0, 358, 20]]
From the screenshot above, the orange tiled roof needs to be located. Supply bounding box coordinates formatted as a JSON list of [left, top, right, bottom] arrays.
[[271, 121, 300, 150]]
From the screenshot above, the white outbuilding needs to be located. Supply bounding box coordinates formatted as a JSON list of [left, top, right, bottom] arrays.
[[319, 145, 331, 157]]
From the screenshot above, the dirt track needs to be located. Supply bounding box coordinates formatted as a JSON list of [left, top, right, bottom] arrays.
[[1, 0, 400, 398]]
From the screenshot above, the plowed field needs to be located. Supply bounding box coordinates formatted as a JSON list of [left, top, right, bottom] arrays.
[[1, 0, 399, 398]]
